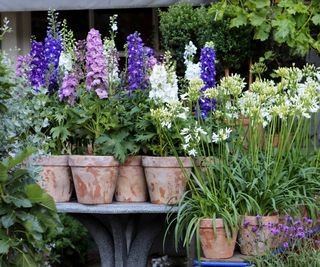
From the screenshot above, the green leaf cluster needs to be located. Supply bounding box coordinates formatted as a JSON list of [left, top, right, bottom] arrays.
[[0, 149, 62, 267], [210, 0, 320, 56]]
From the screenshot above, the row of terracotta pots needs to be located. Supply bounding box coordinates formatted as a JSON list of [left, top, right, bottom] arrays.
[[36, 155, 192, 205], [199, 215, 279, 259]]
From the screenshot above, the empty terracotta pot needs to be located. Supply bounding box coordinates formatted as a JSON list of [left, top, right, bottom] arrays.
[[69, 155, 119, 204], [200, 218, 237, 259], [115, 156, 148, 202], [142, 156, 192, 205], [239, 215, 279, 256], [36, 155, 72, 202]]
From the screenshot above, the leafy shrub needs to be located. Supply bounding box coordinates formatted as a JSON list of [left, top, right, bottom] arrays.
[[0, 148, 62, 267], [46, 215, 91, 267], [159, 3, 208, 73]]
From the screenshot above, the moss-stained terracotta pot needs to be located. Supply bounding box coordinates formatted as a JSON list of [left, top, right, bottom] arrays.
[[36, 155, 72, 202], [69, 156, 119, 204], [142, 156, 192, 205], [200, 218, 237, 259], [115, 156, 148, 202], [238, 215, 279, 256]]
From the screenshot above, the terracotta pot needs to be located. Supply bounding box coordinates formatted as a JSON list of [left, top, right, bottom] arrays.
[[36, 155, 72, 202], [142, 156, 192, 205], [115, 156, 148, 202], [239, 215, 279, 256], [69, 156, 119, 204], [199, 218, 237, 259]]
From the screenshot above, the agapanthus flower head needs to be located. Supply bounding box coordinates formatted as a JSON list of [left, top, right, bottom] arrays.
[[59, 72, 78, 105], [29, 41, 46, 90], [126, 31, 148, 92], [200, 42, 216, 91], [86, 28, 108, 98]]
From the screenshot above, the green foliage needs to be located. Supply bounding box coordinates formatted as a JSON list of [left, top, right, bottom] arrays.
[[159, 3, 208, 72], [0, 149, 62, 267], [209, 0, 320, 56], [46, 215, 91, 267]]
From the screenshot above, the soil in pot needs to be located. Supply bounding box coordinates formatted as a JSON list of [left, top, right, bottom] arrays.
[[142, 156, 192, 205], [115, 156, 148, 202], [238, 215, 279, 256], [199, 218, 237, 259], [36, 155, 72, 202], [69, 156, 119, 204]]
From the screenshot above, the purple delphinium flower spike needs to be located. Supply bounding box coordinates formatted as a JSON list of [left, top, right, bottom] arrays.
[[126, 32, 148, 92], [59, 73, 78, 105], [74, 40, 86, 82], [44, 11, 63, 95], [200, 44, 216, 91], [85, 29, 108, 99], [16, 54, 31, 79], [29, 41, 46, 90]]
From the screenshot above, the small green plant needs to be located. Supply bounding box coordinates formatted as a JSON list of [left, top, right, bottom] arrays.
[[46, 215, 91, 267], [0, 148, 62, 266]]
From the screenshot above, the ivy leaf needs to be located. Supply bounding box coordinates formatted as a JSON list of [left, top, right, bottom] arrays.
[[254, 0, 270, 9], [25, 184, 56, 212], [16, 253, 37, 267], [272, 17, 296, 43], [0, 162, 8, 182], [312, 14, 320, 25], [0, 240, 10, 254], [248, 12, 266, 27], [3, 195, 32, 208], [1, 213, 15, 228], [254, 23, 271, 41], [230, 13, 248, 28]]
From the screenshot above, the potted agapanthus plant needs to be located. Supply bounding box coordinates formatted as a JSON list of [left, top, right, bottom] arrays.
[[159, 74, 244, 259], [227, 65, 320, 256]]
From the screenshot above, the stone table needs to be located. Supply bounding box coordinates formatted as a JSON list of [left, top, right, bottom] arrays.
[[57, 202, 178, 267]]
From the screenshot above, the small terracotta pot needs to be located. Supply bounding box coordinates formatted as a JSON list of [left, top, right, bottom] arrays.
[[115, 156, 148, 202], [199, 218, 237, 259], [69, 155, 119, 204], [239, 215, 279, 256], [142, 156, 192, 205], [36, 155, 72, 202]]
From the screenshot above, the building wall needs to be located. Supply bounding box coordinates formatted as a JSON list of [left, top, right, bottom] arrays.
[[1, 12, 31, 62]]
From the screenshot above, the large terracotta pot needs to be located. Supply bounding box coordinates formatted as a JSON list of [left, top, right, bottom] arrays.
[[142, 156, 192, 205], [115, 156, 148, 202], [199, 218, 237, 259], [36, 155, 72, 202], [69, 156, 119, 204], [238, 215, 279, 256]]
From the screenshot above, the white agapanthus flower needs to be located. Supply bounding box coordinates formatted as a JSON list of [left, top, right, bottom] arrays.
[[212, 128, 232, 143], [149, 64, 178, 104], [59, 52, 72, 72]]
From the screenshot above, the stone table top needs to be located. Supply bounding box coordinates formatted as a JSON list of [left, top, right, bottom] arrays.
[[56, 202, 179, 214]]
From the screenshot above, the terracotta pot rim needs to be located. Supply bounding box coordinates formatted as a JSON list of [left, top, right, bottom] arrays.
[[200, 218, 226, 228], [242, 214, 279, 225], [68, 155, 119, 167], [35, 155, 69, 166], [120, 155, 142, 166], [142, 156, 193, 168]]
